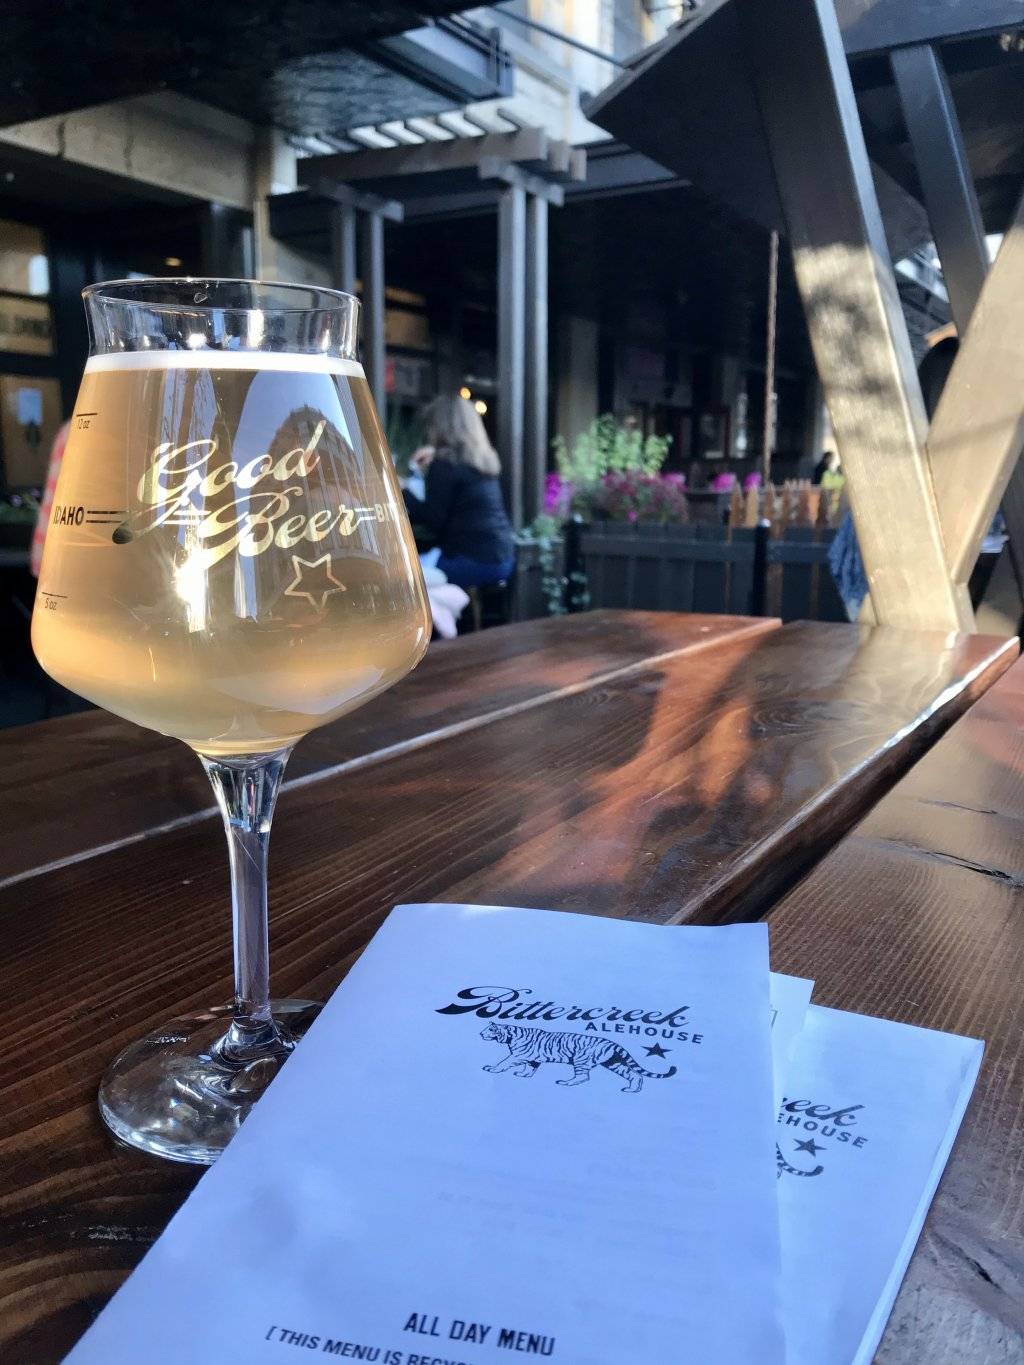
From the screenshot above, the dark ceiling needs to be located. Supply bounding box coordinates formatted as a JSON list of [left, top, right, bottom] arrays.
[[1, 1, 477, 129], [279, 183, 813, 378]]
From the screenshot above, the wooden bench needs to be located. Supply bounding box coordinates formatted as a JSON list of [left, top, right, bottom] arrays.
[[768, 653, 1024, 1361]]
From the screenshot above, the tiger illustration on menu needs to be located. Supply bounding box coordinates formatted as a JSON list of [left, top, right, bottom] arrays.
[[481, 1022, 678, 1092]]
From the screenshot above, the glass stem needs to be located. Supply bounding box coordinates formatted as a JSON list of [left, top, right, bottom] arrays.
[[201, 747, 292, 1064]]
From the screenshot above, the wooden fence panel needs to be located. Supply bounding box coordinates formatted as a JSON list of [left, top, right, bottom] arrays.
[[778, 526, 816, 620], [693, 525, 731, 612], [572, 523, 841, 623], [729, 527, 758, 615]]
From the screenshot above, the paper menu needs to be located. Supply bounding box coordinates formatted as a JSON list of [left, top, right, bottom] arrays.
[[776, 1005, 983, 1365], [66, 903, 786, 1365], [768, 973, 814, 1107]]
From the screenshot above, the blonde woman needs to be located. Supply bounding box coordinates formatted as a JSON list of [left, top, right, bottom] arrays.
[[403, 394, 515, 589]]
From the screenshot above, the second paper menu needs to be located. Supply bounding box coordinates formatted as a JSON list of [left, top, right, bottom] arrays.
[[67, 904, 785, 1365]]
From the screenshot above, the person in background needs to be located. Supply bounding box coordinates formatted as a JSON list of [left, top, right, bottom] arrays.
[[818, 450, 845, 492], [812, 448, 838, 486], [403, 395, 515, 589]]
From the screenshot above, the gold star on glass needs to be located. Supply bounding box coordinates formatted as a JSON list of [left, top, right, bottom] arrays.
[[283, 553, 346, 611]]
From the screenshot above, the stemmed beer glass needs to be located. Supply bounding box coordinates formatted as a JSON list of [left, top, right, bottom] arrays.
[[32, 279, 430, 1164]]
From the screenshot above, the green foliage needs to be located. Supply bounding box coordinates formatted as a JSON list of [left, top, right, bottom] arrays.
[[518, 513, 561, 543], [515, 515, 567, 617], [0, 494, 39, 523], [552, 415, 671, 485], [514, 515, 592, 616]]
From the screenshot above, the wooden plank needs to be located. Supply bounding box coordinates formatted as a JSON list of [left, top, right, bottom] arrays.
[[0, 612, 774, 889], [673, 550, 696, 612], [741, 0, 971, 631], [836, 0, 1024, 57], [0, 624, 1015, 1357], [927, 190, 1024, 582], [778, 527, 816, 621], [693, 524, 730, 612], [728, 527, 757, 614], [301, 129, 549, 185], [767, 654, 1024, 1361]]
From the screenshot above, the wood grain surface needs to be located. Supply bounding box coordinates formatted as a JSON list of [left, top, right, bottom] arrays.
[[0, 616, 1017, 1360], [0, 610, 770, 889], [768, 654, 1024, 1363]]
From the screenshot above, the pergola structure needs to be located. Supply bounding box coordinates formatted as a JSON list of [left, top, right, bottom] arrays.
[[590, 0, 1024, 632], [292, 127, 584, 528]]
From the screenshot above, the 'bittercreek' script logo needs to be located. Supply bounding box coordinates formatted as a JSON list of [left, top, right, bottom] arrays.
[[776, 1094, 868, 1178], [110, 421, 389, 567], [436, 985, 697, 1038]]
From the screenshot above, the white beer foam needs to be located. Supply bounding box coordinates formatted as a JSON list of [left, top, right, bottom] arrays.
[[85, 351, 365, 375]]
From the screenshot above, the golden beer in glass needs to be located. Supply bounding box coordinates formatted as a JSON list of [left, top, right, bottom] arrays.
[[33, 280, 430, 1162]]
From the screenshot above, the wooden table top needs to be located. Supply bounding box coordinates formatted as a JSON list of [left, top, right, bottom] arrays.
[[768, 652, 1024, 1363], [0, 612, 1017, 1360], [0, 609, 770, 889]]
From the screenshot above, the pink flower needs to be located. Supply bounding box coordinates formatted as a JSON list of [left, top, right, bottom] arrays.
[[627, 509, 638, 522], [544, 473, 570, 515]]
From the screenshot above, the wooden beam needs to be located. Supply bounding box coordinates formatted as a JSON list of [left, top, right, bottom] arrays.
[[894, 45, 1024, 597], [478, 158, 565, 206], [741, 0, 971, 630], [302, 129, 549, 185], [928, 190, 1024, 581], [312, 179, 404, 222], [836, 0, 1024, 57], [891, 45, 987, 337]]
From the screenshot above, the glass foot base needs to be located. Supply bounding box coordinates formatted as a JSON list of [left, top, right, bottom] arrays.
[[98, 1000, 320, 1166]]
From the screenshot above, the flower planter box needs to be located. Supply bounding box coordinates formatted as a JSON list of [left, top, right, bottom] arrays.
[[578, 521, 847, 622], [511, 538, 566, 621]]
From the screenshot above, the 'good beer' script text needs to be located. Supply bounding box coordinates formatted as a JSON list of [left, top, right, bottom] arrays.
[[116, 421, 387, 567]]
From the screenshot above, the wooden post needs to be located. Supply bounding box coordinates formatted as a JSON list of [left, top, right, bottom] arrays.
[[524, 192, 549, 527], [762, 229, 779, 485], [740, 0, 971, 630], [359, 210, 386, 417], [498, 183, 527, 529], [330, 203, 357, 295]]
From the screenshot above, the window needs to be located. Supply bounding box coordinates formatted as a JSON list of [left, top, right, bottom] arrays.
[[0, 219, 50, 297]]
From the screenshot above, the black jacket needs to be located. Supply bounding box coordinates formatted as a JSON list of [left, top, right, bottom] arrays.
[[403, 457, 514, 564]]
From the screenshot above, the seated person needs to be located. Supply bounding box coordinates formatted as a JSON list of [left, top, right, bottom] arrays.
[[403, 395, 515, 590]]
